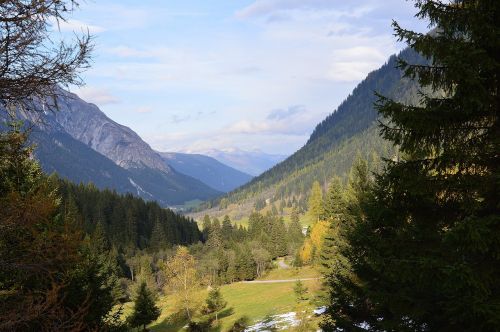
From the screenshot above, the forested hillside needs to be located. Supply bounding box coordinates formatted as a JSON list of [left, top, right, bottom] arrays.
[[196, 47, 427, 216], [57, 178, 202, 250]]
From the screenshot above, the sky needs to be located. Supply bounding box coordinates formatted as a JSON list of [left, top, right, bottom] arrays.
[[59, 0, 429, 155]]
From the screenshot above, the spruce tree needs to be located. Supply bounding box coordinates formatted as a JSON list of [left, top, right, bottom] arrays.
[[288, 208, 304, 246], [307, 181, 323, 223], [323, 1, 500, 331], [205, 287, 227, 323], [293, 280, 308, 302], [127, 282, 160, 331], [221, 215, 233, 242], [150, 218, 167, 251], [202, 215, 211, 242], [319, 177, 348, 274]]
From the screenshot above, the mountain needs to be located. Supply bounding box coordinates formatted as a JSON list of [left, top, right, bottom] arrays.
[[194, 48, 426, 218], [2, 90, 221, 206], [158, 152, 253, 193], [200, 148, 287, 176]]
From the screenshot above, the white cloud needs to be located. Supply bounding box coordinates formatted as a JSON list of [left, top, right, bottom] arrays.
[[75, 86, 119, 105], [52, 18, 105, 33], [327, 46, 389, 81]]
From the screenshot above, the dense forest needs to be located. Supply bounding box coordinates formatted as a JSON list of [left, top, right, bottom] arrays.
[[57, 179, 202, 250]]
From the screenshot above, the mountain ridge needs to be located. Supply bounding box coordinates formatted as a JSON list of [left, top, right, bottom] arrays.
[[158, 151, 253, 193], [192, 47, 426, 218], [2, 90, 223, 206]]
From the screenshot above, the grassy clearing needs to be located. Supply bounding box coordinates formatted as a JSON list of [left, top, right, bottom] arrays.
[[122, 266, 323, 331], [261, 265, 320, 281]]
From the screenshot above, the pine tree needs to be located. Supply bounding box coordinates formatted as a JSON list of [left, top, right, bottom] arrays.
[[288, 208, 304, 245], [205, 287, 227, 323], [236, 248, 257, 281], [202, 215, 211, 242], [127, 282, 160, 331], [221, 215, 233, 242], [150, 218, 167, 251], [323, 1, 500, 331], [206, 218, 223, 250], [293, 280, 308, 302], [319, 177, 348, 274], [307, 181, 323, 223]]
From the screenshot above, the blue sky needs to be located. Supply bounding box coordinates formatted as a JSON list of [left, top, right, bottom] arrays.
[[58, 0, 428, 155]]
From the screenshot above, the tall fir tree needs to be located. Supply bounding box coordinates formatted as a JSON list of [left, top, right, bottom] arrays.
[[221, 215, 233, 242], [202, 214, 211, 242], [127, 282, 160, 331], [204, 287, 227, 323], [288, 208, 304, 246], [308, 181, 323, 223], [323, 1, 500, 331], [150, 218, 167, 251]]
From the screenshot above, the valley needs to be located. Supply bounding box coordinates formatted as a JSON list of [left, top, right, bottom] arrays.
[[1, 1, 497, 332]]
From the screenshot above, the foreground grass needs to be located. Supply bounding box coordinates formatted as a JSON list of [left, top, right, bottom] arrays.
[[123, 267, 323, 331]]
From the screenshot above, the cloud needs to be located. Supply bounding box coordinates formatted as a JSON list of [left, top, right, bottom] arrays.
[[236, 0, 334, 19], [267, 105, 305, 120], [52, 18, 105, 33], [76, 87, 119, 105], [236, 0, 374, 21], [327, 46, 388, 81]]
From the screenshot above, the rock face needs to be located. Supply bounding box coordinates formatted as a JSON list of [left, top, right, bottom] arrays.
[[4, 88, 221, 206], [39, 90, 170, 172]]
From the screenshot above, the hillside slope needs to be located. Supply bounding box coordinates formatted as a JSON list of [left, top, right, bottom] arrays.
[[158, 152, 253, 193], [2, 90, 221, 206], [194, 48, 425, 218]]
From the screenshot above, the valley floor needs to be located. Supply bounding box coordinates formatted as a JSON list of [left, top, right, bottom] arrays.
[[122, 264, 324, 331]]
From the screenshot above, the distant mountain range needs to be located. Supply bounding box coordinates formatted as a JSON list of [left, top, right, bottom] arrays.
[[0, 90, 252, 206], [198, 148, 287, 176], [157, 152, 253, 193]]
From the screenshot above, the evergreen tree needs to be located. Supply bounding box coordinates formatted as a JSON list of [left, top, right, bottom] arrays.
[[319, 177, 349, 274], [205, 287, 227, 323], [206, 218, 223, 250], [293, 280, 308, 302], [127, 282, 160, 331], [221, 215, 233, 242], [307, 181, 323, 223], [0, 127, 121, 330], [236, 248, 257, 281], [323, 1, 500, 331], [288, 208, 304, 245], [270, 217, 288, 257], [150, 218, 167, 251], [201, 215, 211, 242]]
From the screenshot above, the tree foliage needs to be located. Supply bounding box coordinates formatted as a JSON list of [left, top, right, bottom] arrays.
[[0, 0, 92, 114], [323, 1, 500, 331], [127, 282, 160, 331]]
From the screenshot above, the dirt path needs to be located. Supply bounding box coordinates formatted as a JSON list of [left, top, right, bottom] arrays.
[[241, 277, 321, 284]]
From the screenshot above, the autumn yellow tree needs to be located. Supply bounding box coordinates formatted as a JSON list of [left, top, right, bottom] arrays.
[[299, 239, 314, 265], [161, 246, 199, 320], [299, 220, 329, 265]]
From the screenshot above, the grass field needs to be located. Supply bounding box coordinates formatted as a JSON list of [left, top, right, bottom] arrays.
[[123, 266, 323, 331]]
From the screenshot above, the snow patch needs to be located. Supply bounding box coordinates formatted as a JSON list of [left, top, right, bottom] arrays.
[[128, 178, 153, 198], [314, 306, 326, 315], [245, 312, 298, 331]]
